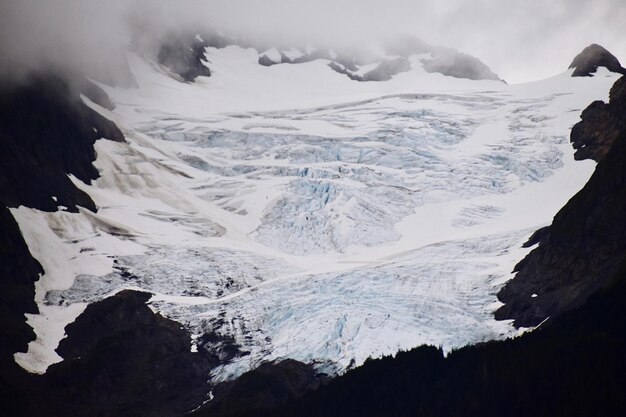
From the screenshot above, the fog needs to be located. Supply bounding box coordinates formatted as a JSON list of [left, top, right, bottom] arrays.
[[1, 0, 625, 84]]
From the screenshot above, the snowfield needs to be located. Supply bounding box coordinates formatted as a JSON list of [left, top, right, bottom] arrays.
[[12, 45, 619, 378]]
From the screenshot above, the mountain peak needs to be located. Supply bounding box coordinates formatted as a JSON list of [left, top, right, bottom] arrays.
[[569, 43, 626, 77]]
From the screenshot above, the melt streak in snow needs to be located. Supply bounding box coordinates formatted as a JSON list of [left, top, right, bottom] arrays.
[[13, 46, 619, 378]]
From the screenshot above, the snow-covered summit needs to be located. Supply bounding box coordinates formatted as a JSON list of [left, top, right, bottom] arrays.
[[146, 32, 502, 84]]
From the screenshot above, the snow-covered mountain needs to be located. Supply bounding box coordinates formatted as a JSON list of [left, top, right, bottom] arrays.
[[2, 37, 625, 416]]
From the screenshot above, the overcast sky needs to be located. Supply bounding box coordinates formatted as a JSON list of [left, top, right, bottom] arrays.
[[1, 0, 625, 83]]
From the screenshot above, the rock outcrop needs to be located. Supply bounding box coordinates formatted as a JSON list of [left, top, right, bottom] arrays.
[[570, 76, 626, 161], [386, 35, 502, 81], [158, 33, 211, 82], [0, 207, 42, 357], [329, 57, 411, 82], [261, 36, 502, 82], [40, 290, 215, 417], [569, 44, 626, 77], [421, 49, 502, 81], [1, 288, 232, 417]]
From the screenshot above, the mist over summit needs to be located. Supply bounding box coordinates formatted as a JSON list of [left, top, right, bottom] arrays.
[[2, 0, 626, 84]]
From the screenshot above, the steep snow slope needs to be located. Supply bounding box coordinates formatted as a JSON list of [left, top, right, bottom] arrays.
[[12, 46, 620, 378]]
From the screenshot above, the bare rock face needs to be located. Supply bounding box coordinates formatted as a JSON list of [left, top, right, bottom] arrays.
[[43, 290, 215, 417], [2, 288, 248, 417], [0, 206, 42, 359], [0, 73, 124, 213], [496, 76, 626, 327], [158, 33, 211, 82], [569, 44, 626, 77]]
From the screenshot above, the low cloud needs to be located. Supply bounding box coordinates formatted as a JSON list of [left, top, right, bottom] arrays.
[[0, 0, 625, 84]]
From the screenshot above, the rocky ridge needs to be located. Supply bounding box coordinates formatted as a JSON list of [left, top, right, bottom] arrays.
[[569, 44, 626, 77]]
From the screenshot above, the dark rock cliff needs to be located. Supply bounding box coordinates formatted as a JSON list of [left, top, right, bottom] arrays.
[[496, 75, 626, 327], [0, 71, 124, 372], [0, 206, 42, 357], [0, 206, 44, 417], [0, 72, 123, 414], [570, 76, 626, 161], [0, 73, 124, 213]]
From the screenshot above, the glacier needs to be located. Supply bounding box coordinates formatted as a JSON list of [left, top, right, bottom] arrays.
[[11, 44, 620, 379]]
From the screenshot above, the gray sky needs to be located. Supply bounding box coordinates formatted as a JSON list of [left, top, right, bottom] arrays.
[[1, 0, 625, 83]]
